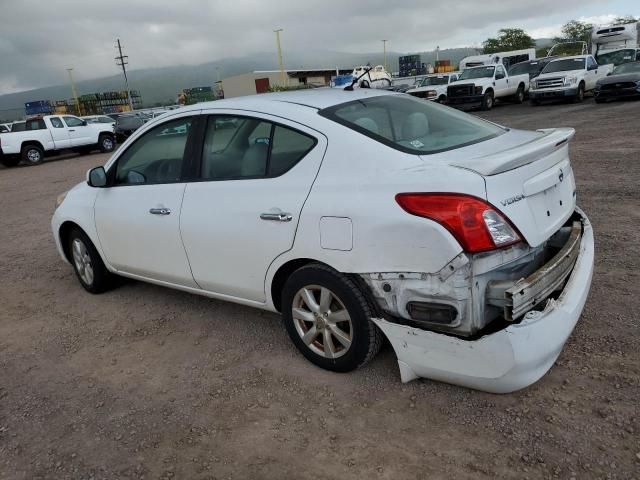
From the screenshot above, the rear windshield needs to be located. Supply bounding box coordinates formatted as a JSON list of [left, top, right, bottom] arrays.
[[318, 94, 505, 155], [542, 58, 585, 73]]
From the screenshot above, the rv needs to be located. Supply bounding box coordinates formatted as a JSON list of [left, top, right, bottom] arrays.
[[591, 22, 640, 66], [459, 49, 536, 71]]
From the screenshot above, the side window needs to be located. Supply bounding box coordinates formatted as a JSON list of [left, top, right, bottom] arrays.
[[50, 117, 64, 128], [495, 66, 506, 79], [25, 119, 46, 130], [201, 116, 271, 180], [200, 116, 316, 180], [114, 117, 193, 185], [63, 116, 84, 127], [269, 126, 316, 176]]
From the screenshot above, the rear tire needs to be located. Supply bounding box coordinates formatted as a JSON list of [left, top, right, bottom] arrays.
[[0, 155, 20, 167], [481, 90, 494, 110], [21, 145, 44, 165], [573, 83, 585, 103], [68, 227, 114, 294], [99, 134, 115, 153], [514, 85, 525, 104], [281, 263, 383, 373]]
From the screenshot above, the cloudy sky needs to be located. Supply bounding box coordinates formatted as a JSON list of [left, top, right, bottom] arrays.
[[0, 0, 637, 93]]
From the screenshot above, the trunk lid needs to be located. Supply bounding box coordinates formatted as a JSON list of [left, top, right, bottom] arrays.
[[450, 128, 577, 247]]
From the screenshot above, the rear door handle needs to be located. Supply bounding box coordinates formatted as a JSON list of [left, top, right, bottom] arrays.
[[149, 207, 171, 215], [260, 212, 292, 222]]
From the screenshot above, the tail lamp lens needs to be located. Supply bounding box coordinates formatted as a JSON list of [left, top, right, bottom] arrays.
[[395, 193, 521, 253]]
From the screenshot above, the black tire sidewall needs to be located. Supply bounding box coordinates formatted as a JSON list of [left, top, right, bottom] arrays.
[[281, 266, 375, 373], [516, 87, 524, 103], [68, 228, 111, 294], [482, 91, 494, 110]]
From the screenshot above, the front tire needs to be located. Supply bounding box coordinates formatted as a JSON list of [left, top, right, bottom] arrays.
[[99, 134, 115, 153], [21, 145, 44, 165], [437, 95, 447, 104], [481, 90, 494, 110], [68, 228, 114, 293], [281, 264, 383, 373]]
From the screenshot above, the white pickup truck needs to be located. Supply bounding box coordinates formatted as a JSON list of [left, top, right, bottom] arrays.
[[405, 72, 460, 103], [529, 55, 613, 104], [445, 64, 529, 110], [0, 115, 115, 167]]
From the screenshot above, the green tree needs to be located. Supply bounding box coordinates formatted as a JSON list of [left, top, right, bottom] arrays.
[[482, 28, 536, 54], [613, 15, 638, 25], [556, 20, 593, 43]]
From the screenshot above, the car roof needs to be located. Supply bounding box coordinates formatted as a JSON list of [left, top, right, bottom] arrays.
[[177, 87, 398, 113]]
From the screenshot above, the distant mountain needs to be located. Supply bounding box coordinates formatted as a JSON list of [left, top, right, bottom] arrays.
[[0, 47, 480, 121]]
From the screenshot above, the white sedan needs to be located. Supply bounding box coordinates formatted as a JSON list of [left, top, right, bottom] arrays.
[[52, 88, 594, 393]]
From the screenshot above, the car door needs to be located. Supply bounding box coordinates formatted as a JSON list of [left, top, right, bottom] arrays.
[[48, 117, 72, 149], [94, 114, 199, 287], [180, 112, 326, 302], [63, 116, 93, 146], [494, 65, 510, 95], [586, 56, 599, 90]]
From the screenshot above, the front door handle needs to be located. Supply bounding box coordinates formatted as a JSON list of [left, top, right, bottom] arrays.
[[68, 129, 75, 132], [260, 212, 292, 222], [149, 207, 171, 215]]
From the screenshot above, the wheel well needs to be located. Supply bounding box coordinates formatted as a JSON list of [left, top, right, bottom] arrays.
[[21, 140, 44, 153], [59, 221, 81, 263], [270, 258, 317, 311], [518, 82, 525, 90], [485, 88, 494, 95]]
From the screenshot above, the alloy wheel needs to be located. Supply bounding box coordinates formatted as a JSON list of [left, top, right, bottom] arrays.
[[72, 238, 94, 285], [291, 285, 353, 359]]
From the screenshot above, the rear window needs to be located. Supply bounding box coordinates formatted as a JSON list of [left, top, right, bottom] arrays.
[[25, 119, 46, 131], [318, 94, 505, 155]]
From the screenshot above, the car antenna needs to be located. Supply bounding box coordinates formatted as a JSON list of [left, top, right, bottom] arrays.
[[344, 66, 373, 91]]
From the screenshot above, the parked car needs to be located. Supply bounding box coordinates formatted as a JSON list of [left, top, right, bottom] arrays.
[[52, 89, 594, 393], [114, 113, 149, 143], [529, 55, 613, 104], [406, 72, 460, 103], [446, 64, 529, 110], [508, 57, 558, 81], [82, 115, 116, 127], [0, 115, 115, 167], [594, 61, 640, 103]]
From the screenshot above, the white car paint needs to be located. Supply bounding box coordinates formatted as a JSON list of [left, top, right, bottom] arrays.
[[530, 55, 613, 100], [52, 88, 594, 393]]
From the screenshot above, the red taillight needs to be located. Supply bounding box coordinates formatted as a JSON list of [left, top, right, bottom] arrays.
[[395, 193, 521, 253]]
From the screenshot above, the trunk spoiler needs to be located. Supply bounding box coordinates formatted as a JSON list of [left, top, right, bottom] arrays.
[[451, 128, 575, 176]]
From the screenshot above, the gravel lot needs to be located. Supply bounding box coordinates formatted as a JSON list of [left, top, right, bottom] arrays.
[[1, 97, 639, 480]]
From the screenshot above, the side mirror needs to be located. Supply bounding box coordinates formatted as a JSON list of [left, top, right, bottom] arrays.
[[87, 166, 107, 187], [81, 120, 88, 126]]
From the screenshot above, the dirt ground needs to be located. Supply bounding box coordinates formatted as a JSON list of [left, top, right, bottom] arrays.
[[1, 98, 639, 480]]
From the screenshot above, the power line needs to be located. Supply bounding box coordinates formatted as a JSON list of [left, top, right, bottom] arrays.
[[115, 38, 134, 111]]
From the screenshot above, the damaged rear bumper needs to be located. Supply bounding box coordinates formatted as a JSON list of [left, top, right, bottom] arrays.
[[372, 208, 594, 393]]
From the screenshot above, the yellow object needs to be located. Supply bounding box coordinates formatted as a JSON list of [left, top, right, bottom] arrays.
[[274, 29, 287, 86]]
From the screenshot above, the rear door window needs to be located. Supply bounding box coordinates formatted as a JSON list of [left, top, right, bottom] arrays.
[[200, 116, 316, 180]]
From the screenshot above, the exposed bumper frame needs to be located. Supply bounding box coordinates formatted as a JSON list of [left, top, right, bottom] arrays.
[[372, 208, 594, 394]]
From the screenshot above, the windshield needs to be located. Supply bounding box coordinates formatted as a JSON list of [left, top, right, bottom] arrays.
[[459, 66, 495, 80], [419, 76, 449, 86], [612, 61, 640, 74], [597, 49, 638, 67], [318, 94, 505, 155], [509, 62, 541, 76], [542, 58, 585, 73]]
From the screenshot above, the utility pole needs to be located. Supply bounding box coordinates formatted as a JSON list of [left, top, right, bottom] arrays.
[[274, 29, 287, 86], [382, 39, 388, 72], [115, 38, 134, 111], [66, 68, 82, 116]]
